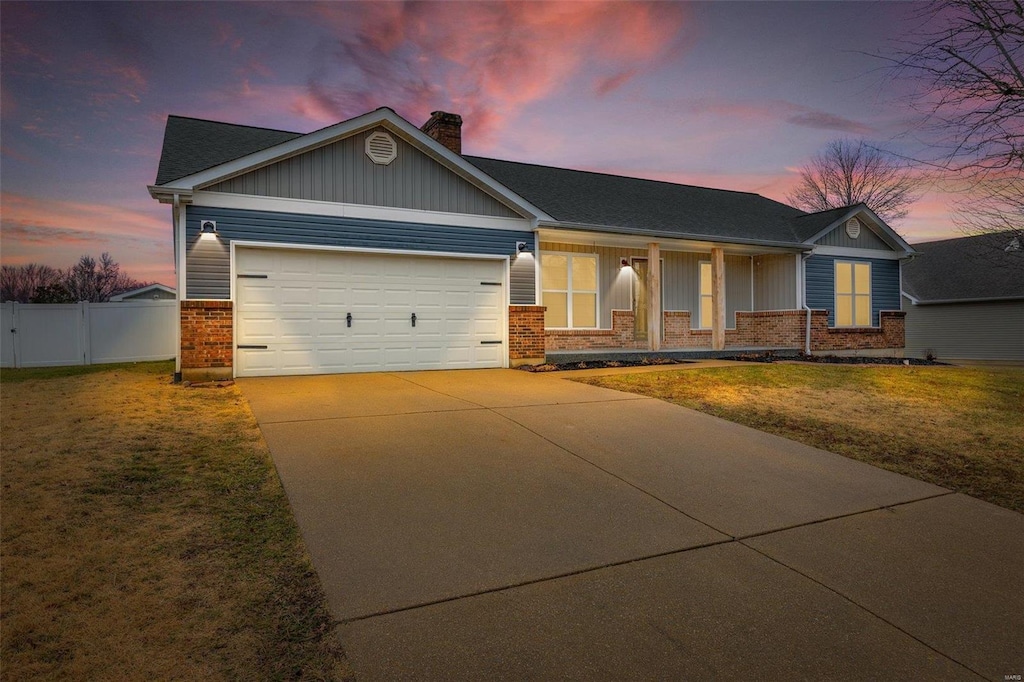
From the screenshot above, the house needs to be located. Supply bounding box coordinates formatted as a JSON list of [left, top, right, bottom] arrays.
[[109, 283, 177, 302], [149, 107, 916, 381], [902, 232, 1024, 363]]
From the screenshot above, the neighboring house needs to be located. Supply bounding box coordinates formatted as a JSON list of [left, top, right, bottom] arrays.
[[109, 283, 177, 301], [149, 107, 916, 381], [902, 232, 1024, 363]]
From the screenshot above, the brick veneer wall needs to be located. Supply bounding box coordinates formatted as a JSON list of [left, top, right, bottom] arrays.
[[543, 308, 904, 352], [811, 310, 905, 351], [545, 310, 645, 351], [508, 306, 546, 365], [180, 300, 233, 381]]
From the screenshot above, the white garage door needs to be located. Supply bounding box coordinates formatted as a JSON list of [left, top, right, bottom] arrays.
[[234, 247, 506, 377]]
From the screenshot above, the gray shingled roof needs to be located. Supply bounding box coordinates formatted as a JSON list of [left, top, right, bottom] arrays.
[[154, 115, 873, 248], [464, 156, 809, 244], [154, 116, 301, 185], [790, 205, 863, 242], [902, 232, 1024, 302]]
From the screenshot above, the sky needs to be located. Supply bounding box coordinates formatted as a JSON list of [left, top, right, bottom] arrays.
[[1, 1, 960, 286]]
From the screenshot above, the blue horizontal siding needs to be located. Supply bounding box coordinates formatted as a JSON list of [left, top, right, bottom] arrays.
[[185, 205, 535, 302], [805, 254, 901, 326]]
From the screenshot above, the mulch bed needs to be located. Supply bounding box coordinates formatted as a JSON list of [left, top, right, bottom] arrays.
[[519, 352, 945, 372]]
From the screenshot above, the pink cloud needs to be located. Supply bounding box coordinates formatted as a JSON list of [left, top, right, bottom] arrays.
[[0, 193, 173, 284], [280, 1, 691, 150]]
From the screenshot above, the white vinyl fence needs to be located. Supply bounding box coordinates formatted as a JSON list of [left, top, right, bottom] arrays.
[[1, 301, 176, 369]]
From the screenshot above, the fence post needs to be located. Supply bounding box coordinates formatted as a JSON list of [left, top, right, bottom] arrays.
[[9, 302, 21, 369], [81, 301, 92, 365]]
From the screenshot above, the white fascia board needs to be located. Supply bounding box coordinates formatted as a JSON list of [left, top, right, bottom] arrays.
[[156, 108, 549, 221], [811, 245, 905, 260], [803, 205, 916, 254], [191, 191, 534, 232]]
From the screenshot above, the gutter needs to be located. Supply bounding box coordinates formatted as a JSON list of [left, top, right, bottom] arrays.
[[802, 253, 813, 354], [904, 295, 1024, 305]]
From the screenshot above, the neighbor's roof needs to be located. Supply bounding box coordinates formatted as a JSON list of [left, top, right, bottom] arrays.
[[902, 232, 1024, 303], [154, 114, 893, 248]]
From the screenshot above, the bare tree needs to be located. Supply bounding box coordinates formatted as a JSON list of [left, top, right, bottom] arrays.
[[0, 263, 64, 303], [0, 254, 148, 303], [884, 0, 1023, 178], [63, 253, 146, 302], [787, 139, 922, 223], [881, 0, 1023, 247]]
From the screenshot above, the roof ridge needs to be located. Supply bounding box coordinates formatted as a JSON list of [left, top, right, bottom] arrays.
[[167, 114, 302, 136], [792, 204, 861, 220], [466, 155, 774, 199]]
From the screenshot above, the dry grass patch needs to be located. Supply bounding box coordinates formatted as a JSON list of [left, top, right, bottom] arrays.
[[1, 362, 349, 680], [579, 364, 1024, 513]]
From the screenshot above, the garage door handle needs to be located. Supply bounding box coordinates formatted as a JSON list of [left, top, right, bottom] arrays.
[[411, 312, 417, 327], [237, 344, 268, 350], [346, 312, 352, 328]]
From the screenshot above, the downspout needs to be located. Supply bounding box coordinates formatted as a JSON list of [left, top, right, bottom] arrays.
[[173, 193, 182, 382], [801, 253, 813, 355]]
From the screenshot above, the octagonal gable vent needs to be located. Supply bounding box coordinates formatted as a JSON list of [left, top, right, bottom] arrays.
[[845, 217, 862, 239], [365, 131, 397, 165]]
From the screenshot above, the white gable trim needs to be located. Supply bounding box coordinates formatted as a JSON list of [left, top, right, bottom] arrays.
[[155, 108, 550, 222], [804, 205, 916, 254], [811, 245, 906, 260], [191, 191, 534, 232]]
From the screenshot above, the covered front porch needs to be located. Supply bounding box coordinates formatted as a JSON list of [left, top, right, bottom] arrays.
[[537, 230, 805, 353]]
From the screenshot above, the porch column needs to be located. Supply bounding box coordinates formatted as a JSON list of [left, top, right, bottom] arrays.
[[711, 247, 726, 350], [647, 242, 661, 350]]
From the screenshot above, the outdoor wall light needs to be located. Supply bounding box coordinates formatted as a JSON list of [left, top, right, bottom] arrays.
[[200, 220, 218, 238], [516, 241, 529, 253], [620, 258, 630, 268]]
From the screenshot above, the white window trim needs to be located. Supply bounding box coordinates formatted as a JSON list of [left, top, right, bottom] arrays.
[[834, 260, 873, 327], [699, 260, 713, 329], [541, 251, 599, 329]]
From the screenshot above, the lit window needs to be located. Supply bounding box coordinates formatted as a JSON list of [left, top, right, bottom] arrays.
[[699, 261, 713, 329], [541, 253, 597, 328], [835, 261, 872, 326]]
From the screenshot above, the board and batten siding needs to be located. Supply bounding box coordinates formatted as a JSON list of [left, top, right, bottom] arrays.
[[539, 243, 753, 328], [805, 254, 901, 326], [815, 223, 892, 250], [903, 298, 1024, 362], [205, 127, 521, 219], [186, 205, 534, 303], [754, 254, 798, 311]]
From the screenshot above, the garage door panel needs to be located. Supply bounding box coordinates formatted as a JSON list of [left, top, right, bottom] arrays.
[[235, 248, 506, 376]]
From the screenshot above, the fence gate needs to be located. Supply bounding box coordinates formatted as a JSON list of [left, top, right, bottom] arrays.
[[0, 301, 176, 369]]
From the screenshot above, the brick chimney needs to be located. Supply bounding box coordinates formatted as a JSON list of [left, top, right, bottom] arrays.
[[421, 111, 462, 154]]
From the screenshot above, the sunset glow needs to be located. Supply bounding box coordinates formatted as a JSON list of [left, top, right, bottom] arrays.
[[1, 1, 959, 285]]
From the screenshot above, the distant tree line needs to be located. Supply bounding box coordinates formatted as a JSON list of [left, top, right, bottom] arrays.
[[1, 253, 151, 303]]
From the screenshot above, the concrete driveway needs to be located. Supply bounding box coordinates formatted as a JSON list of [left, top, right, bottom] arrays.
[[241, 368, 1022, 680]]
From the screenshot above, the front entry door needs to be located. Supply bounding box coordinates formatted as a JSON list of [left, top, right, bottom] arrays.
[[632, 258, 648, 340]]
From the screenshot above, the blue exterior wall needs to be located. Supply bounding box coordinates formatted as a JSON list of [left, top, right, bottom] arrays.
[[805, 254, 901, 327], [186, 205, 535, 303]]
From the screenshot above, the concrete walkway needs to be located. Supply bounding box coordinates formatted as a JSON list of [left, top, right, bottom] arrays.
[[241, 368, 1023, 681]]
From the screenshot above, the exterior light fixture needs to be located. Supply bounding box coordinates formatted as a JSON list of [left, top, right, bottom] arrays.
[[516, 241, 529, 253], [200, 220, 217, 238], [620, 258, 630, 268]]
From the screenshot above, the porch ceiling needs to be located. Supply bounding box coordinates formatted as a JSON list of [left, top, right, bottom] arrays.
[[536, 226, 808, 255]]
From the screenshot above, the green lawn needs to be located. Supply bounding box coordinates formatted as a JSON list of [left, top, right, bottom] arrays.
[[578, 364, 1024, 513], [1, 362, 349, 680]]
